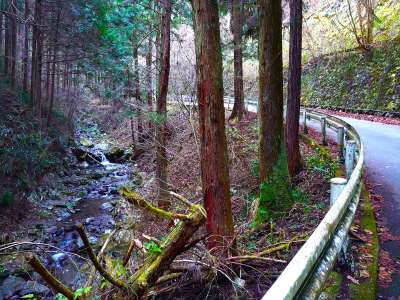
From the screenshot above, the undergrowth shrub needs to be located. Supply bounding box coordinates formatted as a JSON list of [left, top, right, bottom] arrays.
[[0, 131, 60, 188], [306, 141, 338, 179]]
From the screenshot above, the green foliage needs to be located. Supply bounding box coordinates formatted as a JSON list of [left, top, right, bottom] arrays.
[[0, 132, 60, 186], [144, 241, 162, 255], [1, 191, 14, 206], [306, 142, 338, 179], [111, 259, 128, 278], [21, 295, 37, 299], [302, 42, 400, 111], [146, 111, 167, 125], [55, 294, 68, 300], [74, 286, 92, 299]]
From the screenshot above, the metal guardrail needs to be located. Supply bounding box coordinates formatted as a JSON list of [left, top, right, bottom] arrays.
[[262, 108, 364, 299], [173, 97, 364, 299]]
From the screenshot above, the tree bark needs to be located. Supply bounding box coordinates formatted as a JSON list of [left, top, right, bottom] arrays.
[[10, 1, 16, 87], [155, 0, 171, 208], [146, 24, 153, 130], [190, 0, 235, 255], [134, 46, 144, 144], [23, 0, 29, 91], [229, 0, 245, 121], [35, 0, 43, 119], [47, 8, 61, 128], [4, 0, 9, 76], [258, 0, 285, 181], [0, 1, 3, 59], [30, 0, 38, 108], [286, 0, 302, 177]]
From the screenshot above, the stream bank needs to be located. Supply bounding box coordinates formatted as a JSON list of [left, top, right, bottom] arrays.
[[0, 113, 141, 299]]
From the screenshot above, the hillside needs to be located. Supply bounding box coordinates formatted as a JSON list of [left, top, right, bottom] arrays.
[[302, 42, 400, 112]]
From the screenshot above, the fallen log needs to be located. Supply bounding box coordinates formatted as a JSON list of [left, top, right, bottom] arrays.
[[120, 187, 206, 298]]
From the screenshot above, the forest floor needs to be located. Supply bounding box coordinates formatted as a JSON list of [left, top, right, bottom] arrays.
[[86, 103, 342, 299]]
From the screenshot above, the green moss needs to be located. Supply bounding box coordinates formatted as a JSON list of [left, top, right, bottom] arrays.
[[321, 271, 343, 299], [349, 184, 378, 300], [255, 143, 293, 223]]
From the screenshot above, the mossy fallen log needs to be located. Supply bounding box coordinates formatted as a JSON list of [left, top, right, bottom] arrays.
[[121, 187, 206, 298]]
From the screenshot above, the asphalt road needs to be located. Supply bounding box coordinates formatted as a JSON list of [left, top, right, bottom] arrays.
[[305, 115, 400, 299]]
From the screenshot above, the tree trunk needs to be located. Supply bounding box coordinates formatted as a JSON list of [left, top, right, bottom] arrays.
[[23, 0, 29, 91], [47, 9, 61, 128], [35, 0, 43, 119], [146, 25, 153, 130], [134, 46, 144, 144], [30, 0, 38, 109], [366, 0, 375, 45], [155, 0, 171, 208], [286, 0, 302, 177], [190, 0, 235, 255], [4, 1, 9, 76], [258, 0, 285, 181], [229, 0, 245, 121], [10, 1, 16, 87], [0, 1, 3, 60]]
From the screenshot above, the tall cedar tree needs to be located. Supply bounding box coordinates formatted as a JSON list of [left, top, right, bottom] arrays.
[[286, 0, 302, 177], [156, 0, 171, 208], [258, 0, 285, 180], [146, 24, 153, 130], [23, 0, 29, 91], [229, 0, 245, 121], [191, 0, 235, 254]]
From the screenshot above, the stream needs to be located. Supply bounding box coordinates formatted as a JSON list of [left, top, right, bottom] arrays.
[[0, 116, 139, 299]]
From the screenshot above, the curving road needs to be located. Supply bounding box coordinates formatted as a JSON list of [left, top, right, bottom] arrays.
[[178, 98, 400, 296], [303, 114, 400, 298], [240, 100, 400, 297]]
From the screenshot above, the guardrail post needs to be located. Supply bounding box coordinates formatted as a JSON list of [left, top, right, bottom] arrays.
[[321, 117, 327, 145], [228, 97, 231, 110], [330, 177, 351, 264], [345, 140, 357, 179], [337, 126, 345, 161], [303, 109, 308, 133], [330, 177, 347, 206]]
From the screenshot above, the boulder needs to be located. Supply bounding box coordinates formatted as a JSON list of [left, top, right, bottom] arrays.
[[19, 281, 50, 297], [72, 147, 101, 164], [105, 146, 125, 163], [79, 137, 94, 148], [0, 276, 25, 298]]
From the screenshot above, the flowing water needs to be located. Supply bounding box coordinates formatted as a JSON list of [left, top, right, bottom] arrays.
[[0, 117, 138, 298]]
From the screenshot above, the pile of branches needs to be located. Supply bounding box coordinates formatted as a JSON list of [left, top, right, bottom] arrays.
[[25, 188, 302, 299]]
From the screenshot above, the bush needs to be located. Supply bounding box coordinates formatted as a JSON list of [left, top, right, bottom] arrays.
[[0, 131, 60, 187], [306, 142, 338, 179], [1, 191, 14, 206]]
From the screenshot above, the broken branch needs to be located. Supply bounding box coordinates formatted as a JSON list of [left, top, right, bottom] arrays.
[[26, 253, 77, 300], [120, 187, 190, 221], [75, 224, 128, 290]]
